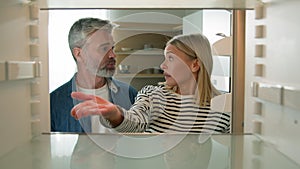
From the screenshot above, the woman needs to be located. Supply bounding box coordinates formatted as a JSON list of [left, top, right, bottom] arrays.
[[71, 33, 230, 133]]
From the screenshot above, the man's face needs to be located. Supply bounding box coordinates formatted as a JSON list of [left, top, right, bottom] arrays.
[[80, 29, 116, 77]]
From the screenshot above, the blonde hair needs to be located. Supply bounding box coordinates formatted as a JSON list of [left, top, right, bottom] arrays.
[[166, 33, 220, 106]]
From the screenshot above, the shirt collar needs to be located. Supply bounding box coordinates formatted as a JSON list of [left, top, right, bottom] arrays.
[[72, 74, 119, 94], [106, 77, 119, 94]]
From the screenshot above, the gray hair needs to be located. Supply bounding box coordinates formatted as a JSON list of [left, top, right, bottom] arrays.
[[68, 17, 114, 60]]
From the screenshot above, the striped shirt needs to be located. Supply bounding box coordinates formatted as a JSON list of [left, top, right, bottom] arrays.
[[101, 85, 230, 133]]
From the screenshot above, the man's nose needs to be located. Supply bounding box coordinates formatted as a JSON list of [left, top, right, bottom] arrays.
[[107, 48, 116, 59]]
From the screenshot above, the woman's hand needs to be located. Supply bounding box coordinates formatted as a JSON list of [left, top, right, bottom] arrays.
[[71, 92, 123, 127]]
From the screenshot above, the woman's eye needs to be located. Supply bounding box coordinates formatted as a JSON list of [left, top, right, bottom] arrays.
[[168, 56, 174, 61]]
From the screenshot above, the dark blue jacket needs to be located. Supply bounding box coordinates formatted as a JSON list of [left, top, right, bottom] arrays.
[[50, 74, 137, 133]]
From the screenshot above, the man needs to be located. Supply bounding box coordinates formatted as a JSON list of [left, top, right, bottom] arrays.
[[50, 17, 137, 133]]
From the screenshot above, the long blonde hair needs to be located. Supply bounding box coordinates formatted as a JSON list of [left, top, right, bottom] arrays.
[[166, 33, 220, 106]]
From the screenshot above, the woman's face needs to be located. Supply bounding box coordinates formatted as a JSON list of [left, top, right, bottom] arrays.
[[160, 44, 198, 88]]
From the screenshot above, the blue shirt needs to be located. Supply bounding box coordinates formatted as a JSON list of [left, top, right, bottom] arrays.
[[50, 74, 137, 133]]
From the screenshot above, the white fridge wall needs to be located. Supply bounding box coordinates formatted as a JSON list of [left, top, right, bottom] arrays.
[[245, 0, 300, 164], [0, 1, 50, 157]]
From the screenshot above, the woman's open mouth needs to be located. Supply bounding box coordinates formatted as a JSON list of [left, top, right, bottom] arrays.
[[164, 72, 172, 79]]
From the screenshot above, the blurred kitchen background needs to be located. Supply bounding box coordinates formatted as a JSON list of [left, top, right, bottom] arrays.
[[48, 9, 231, 92]]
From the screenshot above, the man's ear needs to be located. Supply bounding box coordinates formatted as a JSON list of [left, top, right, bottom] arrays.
[[191, 59, 200, 73], [72, 47, 81, 61]]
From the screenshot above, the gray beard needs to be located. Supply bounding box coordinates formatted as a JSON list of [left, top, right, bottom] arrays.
[[88, 67, 115, 78], [87, 62, 116, 77], [96, 68, 115, 77], [88, 68, 115, 77]]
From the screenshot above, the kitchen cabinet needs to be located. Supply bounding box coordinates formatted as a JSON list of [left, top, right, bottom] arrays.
[[111, 11, 183, 90], [114, 47, 166, 90]]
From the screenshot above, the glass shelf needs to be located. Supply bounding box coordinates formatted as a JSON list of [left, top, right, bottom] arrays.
[[0, 133, 299, 169]]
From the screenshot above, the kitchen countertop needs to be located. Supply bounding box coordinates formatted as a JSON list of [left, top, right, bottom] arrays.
[[0, 133, 299, 169]]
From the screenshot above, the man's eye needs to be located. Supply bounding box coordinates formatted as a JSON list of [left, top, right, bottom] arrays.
[[103, 47, 108, 51], [102, 46, 114, 53]]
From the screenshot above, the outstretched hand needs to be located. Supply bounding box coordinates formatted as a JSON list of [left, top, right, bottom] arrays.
[[71, 92, 123, 126]]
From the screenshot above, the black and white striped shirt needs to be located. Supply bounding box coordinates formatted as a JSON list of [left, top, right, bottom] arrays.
[[102, 85, 230, 134]]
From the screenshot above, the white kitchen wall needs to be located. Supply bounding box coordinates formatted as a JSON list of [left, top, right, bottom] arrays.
[[183, 10, 231, 46], [183, 10, 232, 93], [183, 11, 203, 34], [203, 10, 231, 44], [48, 9, 108, 93], [203, 10, 231, 93]]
